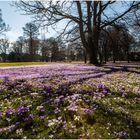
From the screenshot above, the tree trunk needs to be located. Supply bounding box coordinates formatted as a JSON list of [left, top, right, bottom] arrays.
[[88, 29, 99, 65], [103, 40, 108, 64], [88, 42, 98, 65], [113, 43, 117, 63], [127, 50, 130, 63], [113, 50, 116, 63], [113, 49, 116, 63], [89, 52, 98, 64], [77, 1, 100, 65], [99, 51, 102, 64], [83, 49, 87, 64]]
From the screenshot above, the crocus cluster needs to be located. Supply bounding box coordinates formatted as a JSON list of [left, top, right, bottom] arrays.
[[0, 63, 139, 139]]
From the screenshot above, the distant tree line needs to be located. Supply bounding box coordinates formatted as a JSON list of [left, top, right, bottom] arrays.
[[0, 21, 85, 62], [0, 21, 140, 63]]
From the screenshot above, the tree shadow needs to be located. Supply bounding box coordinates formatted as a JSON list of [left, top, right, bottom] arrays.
[[38, 83, 140, 138], [92, 100, 140, 138], [102, 65, 140, 74]]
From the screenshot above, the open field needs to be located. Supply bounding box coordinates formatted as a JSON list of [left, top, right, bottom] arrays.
[[0, 62, 48, 67], [0, 61, 85, 67], [0, 61, 139, 68], [0, 63, 140, 138]]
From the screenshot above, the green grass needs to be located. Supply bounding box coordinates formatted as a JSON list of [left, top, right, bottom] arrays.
[[0, 61, 84, 67], [0, 62, 48, 67]]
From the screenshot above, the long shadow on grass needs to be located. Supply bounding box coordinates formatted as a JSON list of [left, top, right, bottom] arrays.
[[104, 63, 140, 69], [38, 85, 140, 138], [54, 64, 140, 89], [101, 65, 140, 74], [93, 100, 140, 138]]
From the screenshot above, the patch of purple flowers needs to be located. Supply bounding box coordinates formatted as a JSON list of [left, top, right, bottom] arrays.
[[84, 108, 93, 114], [6, 109, 15, 117], [115, 131, 128, 138], [17, 106, 29, 116]]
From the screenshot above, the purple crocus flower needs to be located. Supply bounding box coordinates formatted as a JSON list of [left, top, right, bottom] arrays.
[[79, 90, 86, 93], [29, 114, 34, 119], [102, 88, 109, 95], [17, 106, 29, 116], [98, 84, 104, 89], [40, 115, 45, 120], [6, 109, 15, 117], [23, 114, 34, 122], [102, 90, 108, 95], [87, 91, 94, 95], [15, 122, 20, 126], [115, 131, 128, 138], [0, 112, 3, 118], [43, 86, 52, 94], [40, 108, 45, 112], [84, 108, 92, 114]]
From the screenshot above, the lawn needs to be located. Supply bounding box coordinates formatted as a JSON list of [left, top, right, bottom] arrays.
[[0, 62, 48, 67], [0, 63, 140, 138], [0, 61, 84, 67]]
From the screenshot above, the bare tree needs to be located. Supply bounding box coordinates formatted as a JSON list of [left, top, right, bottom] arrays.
[[14, 1, 140, 64], [40, 39, 49, 62], [100, 24, 135, 63], [16, 36, 25, 54], [0, 37, 9, 62], [47, 37, 59, 62], [23, 22, 39, 61]]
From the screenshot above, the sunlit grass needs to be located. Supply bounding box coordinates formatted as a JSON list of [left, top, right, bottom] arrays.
[[0, 62, 48, 67], [0, 61, 84, 67]]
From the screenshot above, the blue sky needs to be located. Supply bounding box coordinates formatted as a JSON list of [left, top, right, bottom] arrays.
[[0, 1, 32, 41], [0, 1, 64, 42]]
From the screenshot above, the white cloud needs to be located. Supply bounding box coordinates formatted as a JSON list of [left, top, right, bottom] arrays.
[[5, 31, 21, 42]]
